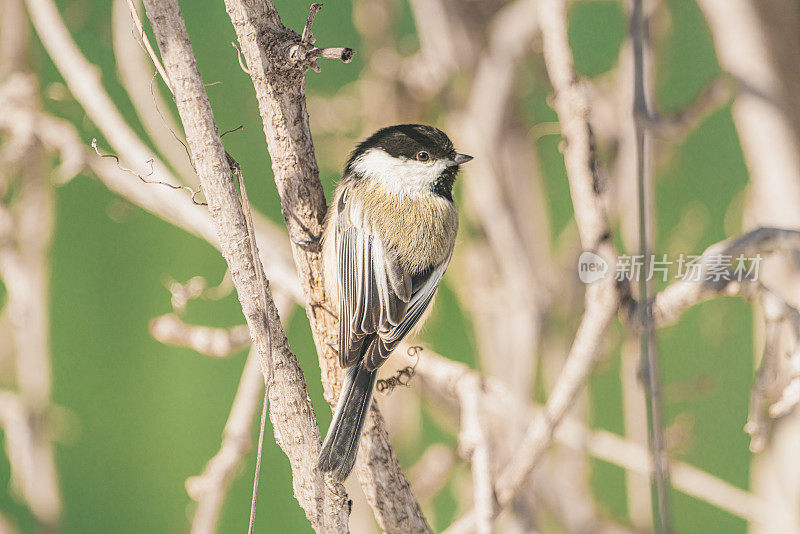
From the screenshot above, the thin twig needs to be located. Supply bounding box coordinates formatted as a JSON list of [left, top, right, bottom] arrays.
[[300, 3, 322, 44], [186, 349, 263, 532], [112, 0, 197, 184], [248, 388, 268, 534], [648, 77, 733, 140], [91, 138, 207, 205], [231, 42, 249, 74], [230, 156, 274, 532], [631, 0, 672, 530], [125, 0, 171, 91]]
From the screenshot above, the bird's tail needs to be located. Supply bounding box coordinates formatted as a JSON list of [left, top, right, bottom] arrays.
[[317, 362, 378, 481]]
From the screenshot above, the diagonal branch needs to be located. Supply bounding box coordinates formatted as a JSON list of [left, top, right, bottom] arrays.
[[412, 347, 796, 530], [446, 0, 623, 529], [140, 0, 349, 530], [23, 0, 302, 300], [222, 1, 429, 531]]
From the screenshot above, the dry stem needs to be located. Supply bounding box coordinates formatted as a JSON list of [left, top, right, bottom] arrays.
[[141, 0, 349, 529], [222, 1, 428, 530]]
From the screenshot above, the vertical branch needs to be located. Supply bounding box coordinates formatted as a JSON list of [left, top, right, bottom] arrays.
[[140, 0, 349, 530], [631, 0, 672, 531], [695, 3, 800, 533], [445, 0, 624, 530], [222, 2, 429, 531], [0, 0, 61, 525]]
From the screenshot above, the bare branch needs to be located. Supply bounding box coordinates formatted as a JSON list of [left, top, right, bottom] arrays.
[[222, 1, 428, 530], [647, 227, 800, 328], [631, 0, 672, 527], [649, 77, 733, 140], [0, 37, 61, 525], [149, 314, 251, 358], [407, 444, 456, 504], [111, 0, 198, 186], [456, 376, 493, 534], [185, 349, 262, 531], [412, 348, 795, 530], [124, 0, 170, 90], [478, 0, 620, 522], [0, 391, 59, 526], [140, 0, 348, 530], [185, 290, 295, 532], [24, 0, 302, 301]]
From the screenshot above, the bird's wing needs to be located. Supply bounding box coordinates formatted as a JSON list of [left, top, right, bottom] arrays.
[[336, 187, 451, 371], [337, 190, 412, 368], [362, 258, 450, 370]]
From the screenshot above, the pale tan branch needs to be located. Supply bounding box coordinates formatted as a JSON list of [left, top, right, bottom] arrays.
[[412, 349, 794, 530], [0, 63, 61, 527], [111, 0, 198, 186], [185, 349, 262, 533], [745, 288, 800, 452], [407, 444, 456, 504], [0, 390, 60, 526], [222, 1, 428, 530], [648, 76, 734, 140], [648, 227, 800, 327], [185, 236, 296, 534], [456, 376, 493, 534], [453, 0, 623, 526], [149, 314, 251, 358], [24, 0, 301, 301], [124, 0, 169, 90], [141, 0, 348, 530]]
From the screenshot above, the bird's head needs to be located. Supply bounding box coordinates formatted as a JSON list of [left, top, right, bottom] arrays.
[[345, 124, 473, 200]]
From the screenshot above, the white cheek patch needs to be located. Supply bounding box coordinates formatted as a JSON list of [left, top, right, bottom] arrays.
[[352, 148, 449, 197]]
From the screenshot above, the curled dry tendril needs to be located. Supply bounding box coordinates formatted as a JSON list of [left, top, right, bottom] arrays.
[[376, 346, 422, 395], [91, 138, 208, 206]]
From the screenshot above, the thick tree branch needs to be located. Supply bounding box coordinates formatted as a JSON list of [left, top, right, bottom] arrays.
[[222, 1, 428, 531], [140, 0, 348, 530]]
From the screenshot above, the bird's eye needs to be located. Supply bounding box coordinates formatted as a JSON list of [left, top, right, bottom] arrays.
[[416, 151, 430, 162]]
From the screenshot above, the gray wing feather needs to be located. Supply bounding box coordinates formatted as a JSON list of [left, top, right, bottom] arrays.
[[363, 261, 449, 370], [337, 188, 448, 370]]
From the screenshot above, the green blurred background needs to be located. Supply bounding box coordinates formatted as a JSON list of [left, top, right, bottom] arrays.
[[0, 0, 755, 532]]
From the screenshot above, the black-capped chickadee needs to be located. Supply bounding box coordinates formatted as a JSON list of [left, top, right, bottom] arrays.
[[317, 124, 472, 481]]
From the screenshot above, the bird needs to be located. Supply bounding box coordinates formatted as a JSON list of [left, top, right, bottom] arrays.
[[317, 124, 472, 481]]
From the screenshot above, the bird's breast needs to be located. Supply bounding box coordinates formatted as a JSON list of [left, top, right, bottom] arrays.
[[357, 185, 458, 275]]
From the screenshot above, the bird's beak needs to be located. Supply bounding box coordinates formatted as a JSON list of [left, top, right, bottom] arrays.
[[452, 153, 473, 165]]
